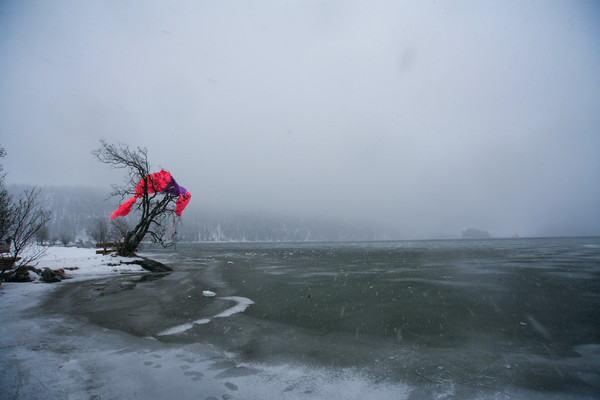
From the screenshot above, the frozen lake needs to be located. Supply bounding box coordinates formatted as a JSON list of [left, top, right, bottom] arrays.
[[3, 237, 600, 399]]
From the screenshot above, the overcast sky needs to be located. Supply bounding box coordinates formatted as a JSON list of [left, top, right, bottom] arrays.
[[1, 0, 599, 239]]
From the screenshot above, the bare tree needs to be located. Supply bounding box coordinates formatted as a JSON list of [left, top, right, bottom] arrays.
[[110, 218, 130, 242], [92, 140, 180, 256], [89, 217, 110, 244], [59, 231, 73, 247], [0, 188, 52, 278], [0, 146, 12, 244], [35, 224, 50, 245], [1, 146, 52, 279]]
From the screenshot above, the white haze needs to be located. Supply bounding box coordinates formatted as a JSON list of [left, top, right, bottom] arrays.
[[1, 0, 599, 239]]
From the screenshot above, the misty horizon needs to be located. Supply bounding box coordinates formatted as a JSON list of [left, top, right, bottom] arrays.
[[1, 1, 599, 239], [5, 182, 596, 242]]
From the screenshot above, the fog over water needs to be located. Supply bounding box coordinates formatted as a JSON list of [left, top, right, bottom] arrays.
[[1, 1, 599, 239]]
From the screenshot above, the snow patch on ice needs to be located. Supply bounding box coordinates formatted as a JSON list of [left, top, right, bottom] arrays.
[[158, 319, 211, 336], [157, 296, 254, 336], [214, 296, 255, 318]]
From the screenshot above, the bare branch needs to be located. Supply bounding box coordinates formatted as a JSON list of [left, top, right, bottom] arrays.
[[89, 217, 110, 244], [1, 188, 51, 275]]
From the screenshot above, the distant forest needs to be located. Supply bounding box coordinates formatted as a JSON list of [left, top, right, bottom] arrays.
[[7, 185, 399, 244]]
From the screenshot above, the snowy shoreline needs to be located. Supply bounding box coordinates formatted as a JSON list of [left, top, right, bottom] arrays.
[[0, 246, 151, 316], [8, 245, 151, 282]]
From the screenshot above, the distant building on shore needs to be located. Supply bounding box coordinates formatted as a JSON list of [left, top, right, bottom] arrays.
[[461, 228, 492, 239]]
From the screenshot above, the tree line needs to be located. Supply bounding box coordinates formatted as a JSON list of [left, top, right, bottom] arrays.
[[6, 184, 397, 245]]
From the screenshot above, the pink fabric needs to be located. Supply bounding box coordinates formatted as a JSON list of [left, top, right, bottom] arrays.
[[134, 169, 172, 197], [175, 191, 191, 216], [110, 170, 191, 219], [110, 197, 138, 219]]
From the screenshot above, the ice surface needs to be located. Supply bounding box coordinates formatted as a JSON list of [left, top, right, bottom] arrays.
[[0, 282, 414, 400], [2, 240, 599, 400]]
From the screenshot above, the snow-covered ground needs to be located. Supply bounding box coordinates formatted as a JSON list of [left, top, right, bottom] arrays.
[[20, 245, 147, 281]]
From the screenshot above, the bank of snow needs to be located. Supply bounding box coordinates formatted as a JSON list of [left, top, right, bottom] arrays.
[[28, 246, 148, 281]]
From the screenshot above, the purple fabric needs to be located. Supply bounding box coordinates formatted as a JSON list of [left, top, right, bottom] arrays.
[[164, 178, 187, 197]]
